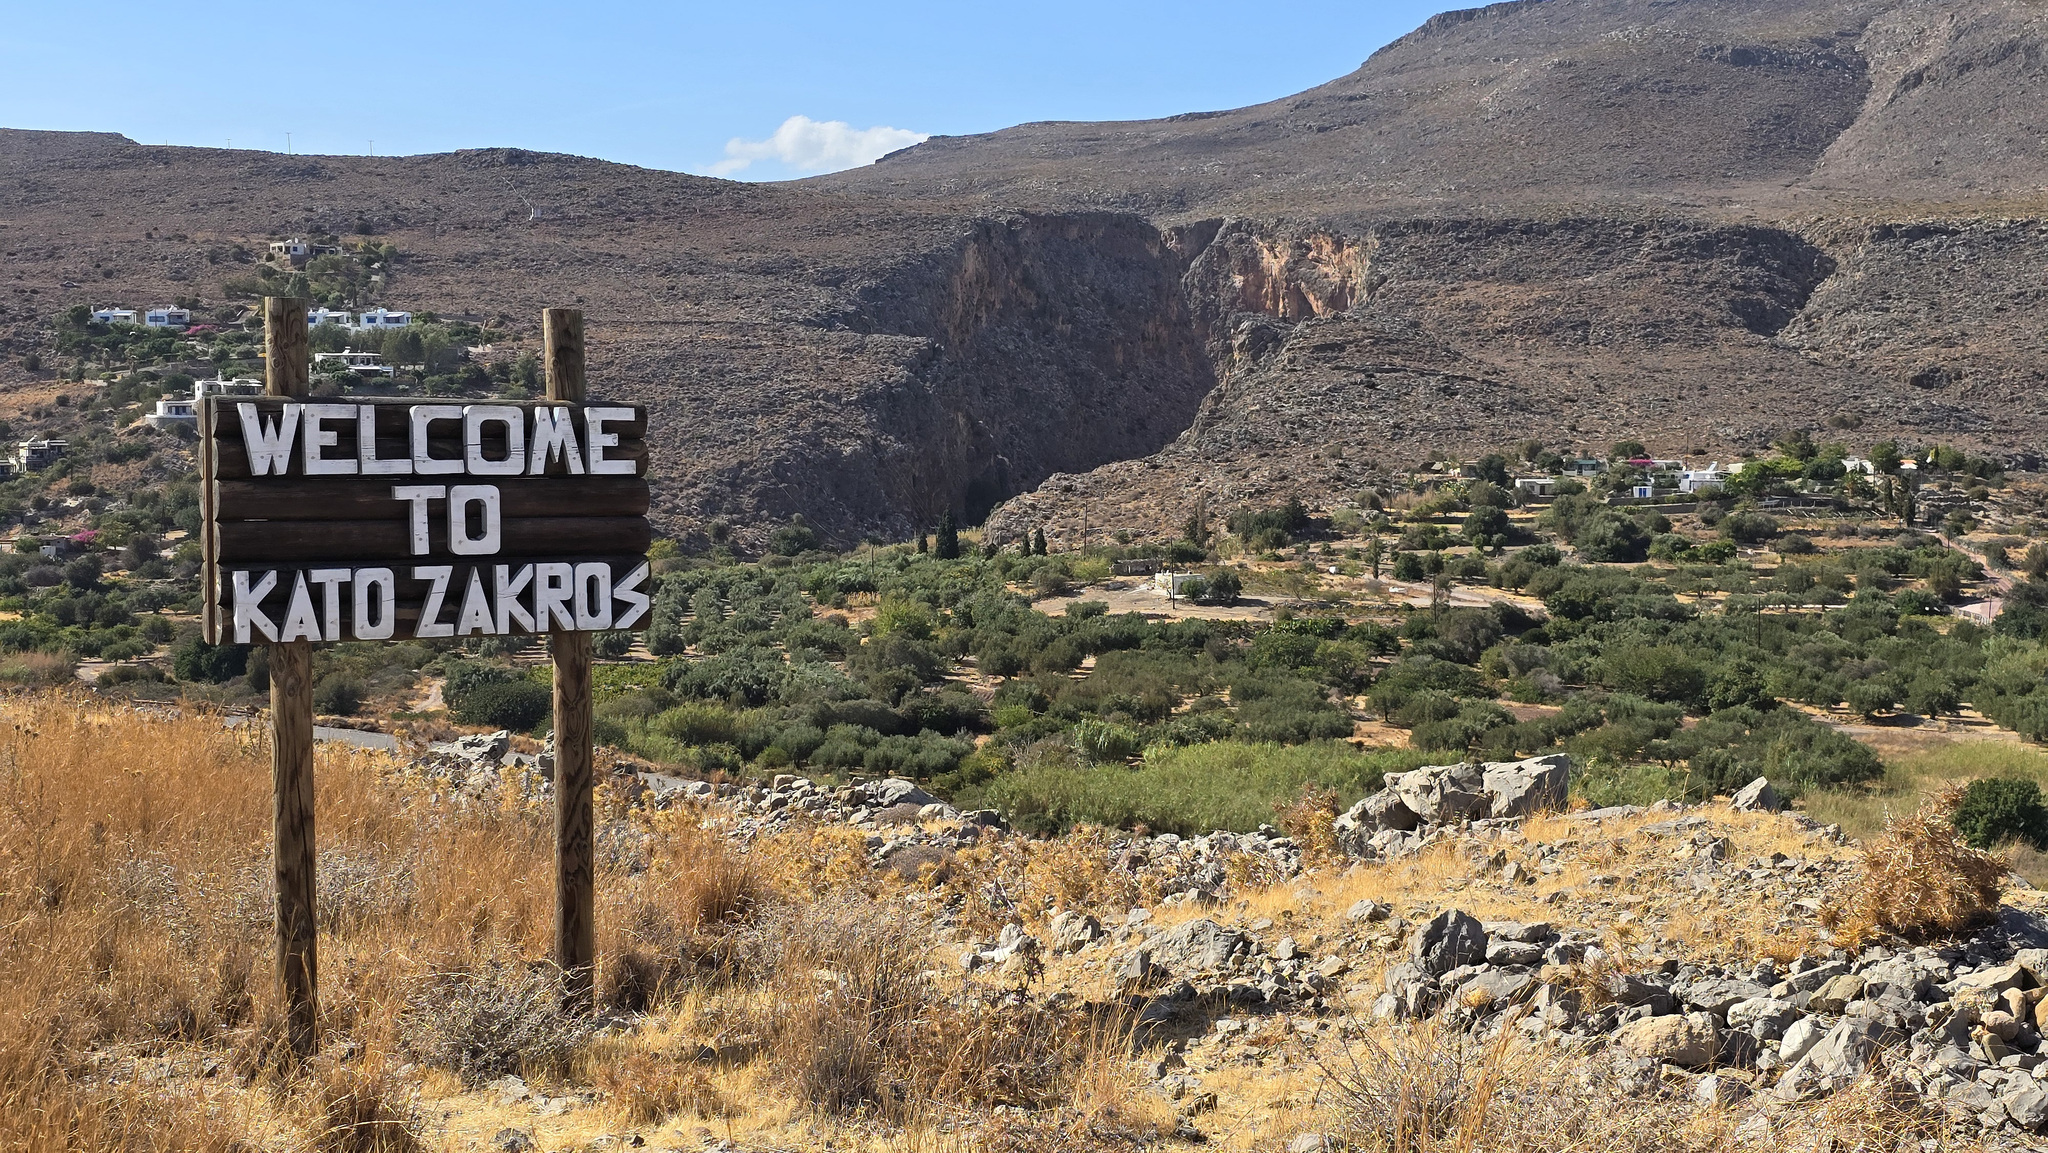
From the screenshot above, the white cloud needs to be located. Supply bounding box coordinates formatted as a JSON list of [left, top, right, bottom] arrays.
[[708, 115, 926, 177]]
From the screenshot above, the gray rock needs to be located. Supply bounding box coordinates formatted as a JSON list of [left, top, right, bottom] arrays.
[[1481, 920, 1553, 944], [871, 778, 937, 808], [1695, 1072, 1749, 1106], [1486, 940, 1547, 967], [1775, 1017, 1895, 1099], [1456, 967, 1534, 1009], [493, 1130, 536, 1153], [1481, 753, 1571, 818], [1115, 949, 1155, 990], [1287, 1135, 1335, 1153], [1684, 978, 1770, 1016], [1727, 997, 1802, 1040], [1346, 898, 1391, 923], [1388, 762, 1491, 825], [1810, 973, 1867, 1013], [1049, 911, 1105, 954], [1335, 790, 1419, 845], [1777, 1015, 1826, 1073], [2003, 1083, 2048, 1130], [1410, 910, 1488, 976], [1730, 776, 1782, 813], [1149, 919, 1247, 973]]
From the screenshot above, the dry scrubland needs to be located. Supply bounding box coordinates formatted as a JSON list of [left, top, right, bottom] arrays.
[[0, 693, 2027, 1152]]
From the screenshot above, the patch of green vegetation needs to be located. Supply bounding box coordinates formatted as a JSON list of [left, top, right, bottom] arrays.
[[985, 740, 1435, 836]]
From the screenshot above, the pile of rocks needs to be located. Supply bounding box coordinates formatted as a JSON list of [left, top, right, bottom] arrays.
[[1366, 905, 2048, 1135], [1333, 753, 1572, 859]]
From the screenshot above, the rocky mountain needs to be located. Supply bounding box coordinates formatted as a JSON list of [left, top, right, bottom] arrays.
[[7, 0, 2048, 546]]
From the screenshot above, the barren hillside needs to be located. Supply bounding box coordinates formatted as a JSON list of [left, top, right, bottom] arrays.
[[8, 0, 2048, 545]]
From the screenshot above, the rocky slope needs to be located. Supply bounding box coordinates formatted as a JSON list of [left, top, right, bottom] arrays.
[[10, 0, 2048, 544]]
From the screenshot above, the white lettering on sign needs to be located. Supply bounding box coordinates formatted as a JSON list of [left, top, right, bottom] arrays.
[[414, 565, 455, 638], [237, 402, 301, 476], [359, 407, 409, 475], [530, 407, 584, 474], [354, 568, 396, 640], [234, 402, 635, 477], [391, 485, 445, 554], [447, 485, 502, 555], [224, 562, 650, 641], [233, 569, 280, 642], [410, 405, 464, 475], [302, 403, 358, 476], [584, 407, 637, 476], [463, 406, 526, 477]]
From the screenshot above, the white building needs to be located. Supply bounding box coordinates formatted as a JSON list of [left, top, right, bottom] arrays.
[[354, 307, 411, 330], [1564, 458, 1603, 476], [91, 308, 137, 325], [17, 439, 67, 472], [1154, 571, 1202, 596], [1678, 464, 1729, 494], [144, 397, 197, 428], [142, 307, 191, 328], [314, 349, 394, 376], [1513, 476, 1556, 497], [194, 377, 265, 398], [269, 238, 310, 260], [307, 308, 356, 328]]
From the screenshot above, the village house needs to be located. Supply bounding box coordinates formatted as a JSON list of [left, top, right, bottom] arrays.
[[1678, 463, 1729, 493], [16, 439, 67, 472], [143, 307, 191, 329], [1153, 571, 1201, 596], [91, 308, 137, 325], [307, 308, 356, 328], [1564, 458, 1603, 476], [194, 376, 265, 399], [149, 377, 263, 428], [353, 307, 411, 330], [1513, 476, 1556, 497], [313, 349, 394, 377]]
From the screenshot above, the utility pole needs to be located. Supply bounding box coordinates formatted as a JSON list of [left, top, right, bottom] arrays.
[[286, 132, 292, 155]]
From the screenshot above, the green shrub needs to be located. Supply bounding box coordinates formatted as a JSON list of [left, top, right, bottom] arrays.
[[1191, 570, 1242, 605], [985, 741, 1435, 835], [451, 680, 551, 731], [172, 636, 246, 683], [313, 674, 363, 715], [1953, 777, 2048, 850]]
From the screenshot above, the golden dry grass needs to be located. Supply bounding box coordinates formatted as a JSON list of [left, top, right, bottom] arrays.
[[1841, 784, 2008, 944]]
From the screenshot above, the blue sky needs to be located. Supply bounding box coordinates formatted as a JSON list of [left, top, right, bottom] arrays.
[[0, 1, 1449, 181]]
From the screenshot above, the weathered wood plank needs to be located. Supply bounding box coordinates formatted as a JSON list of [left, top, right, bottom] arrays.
[[208, 436, 649, 479], [545, 306, 596, 1011], [214, 477, 650, 521], [215, 515, 650, 562], [263, 297, 319, 1058]]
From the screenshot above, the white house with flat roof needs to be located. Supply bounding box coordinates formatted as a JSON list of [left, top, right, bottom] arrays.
[[91, 308, 137, 325], [194, 377, 265, 398], [143, 307, 190, 328], [313, 349, 394, 376], [1513, 476, 1556, 497], [354, 307, 411, 330], [307, 308, 355, 328]]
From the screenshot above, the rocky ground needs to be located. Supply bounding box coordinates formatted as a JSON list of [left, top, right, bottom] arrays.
[[389, 731, 2048, 1149]]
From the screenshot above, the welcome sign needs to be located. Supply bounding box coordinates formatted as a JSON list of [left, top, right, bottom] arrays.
[[200, 398, 653, 644]]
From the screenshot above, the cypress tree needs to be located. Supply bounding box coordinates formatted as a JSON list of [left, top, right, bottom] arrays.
[[917, 532, 929, 554], [935, 512, 961, 559], [1031, 527, 1047, 556]]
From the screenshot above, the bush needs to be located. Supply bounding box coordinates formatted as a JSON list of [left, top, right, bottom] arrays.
[[1845, 785, 2006, 943], [1952, 777, 2048, 850], [401, 963, 599, 1084], [451, 680, 551, 731], [313, 675, 363, 715], [1190, 569, 1241, 605], [172, 636, 247, 683]]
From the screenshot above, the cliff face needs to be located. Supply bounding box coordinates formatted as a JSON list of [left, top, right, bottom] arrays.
[[11, 0, 2048, 545]]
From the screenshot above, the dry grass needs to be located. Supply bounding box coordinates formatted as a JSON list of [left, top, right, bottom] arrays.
[[1316, 1017, 1735, 1153], [1841, 784, 2008, 944]]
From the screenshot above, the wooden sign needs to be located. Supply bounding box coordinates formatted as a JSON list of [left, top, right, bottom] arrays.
[[200, 399, 654, 643], [237, 300, 624, 1055]]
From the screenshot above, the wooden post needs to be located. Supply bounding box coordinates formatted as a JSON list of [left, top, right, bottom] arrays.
[[263, 296, 318, 1056], [544, 307, 595, 1008]]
